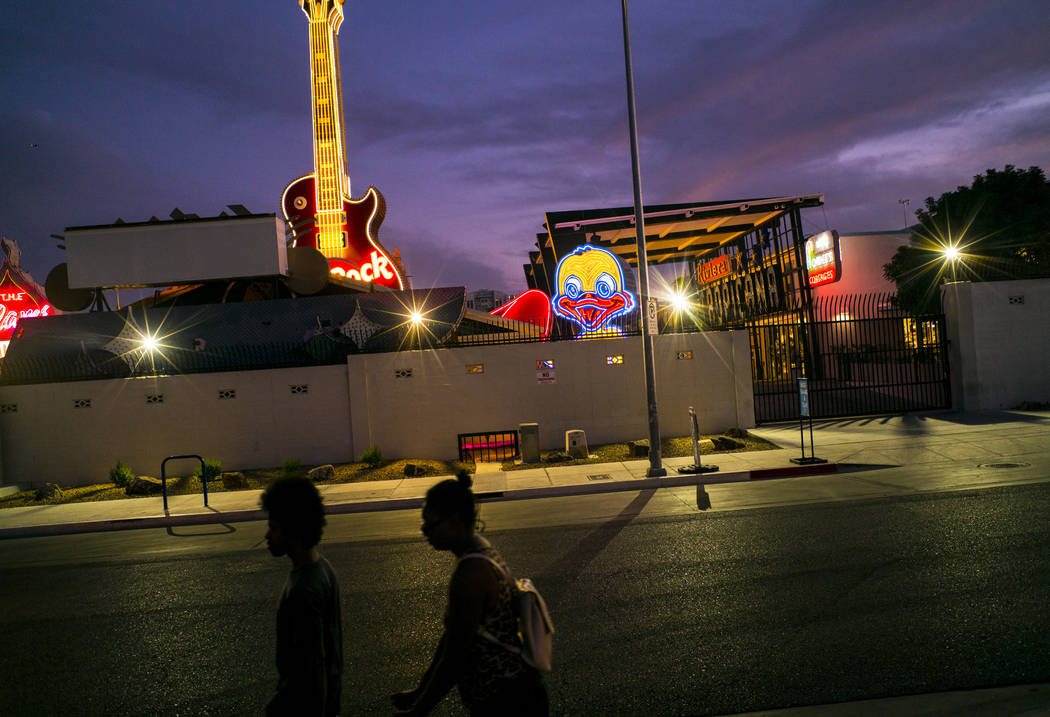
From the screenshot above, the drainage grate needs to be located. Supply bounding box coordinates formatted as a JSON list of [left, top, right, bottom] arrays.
[[978, 462, 1030, 469], [587, 474, 612, 481]]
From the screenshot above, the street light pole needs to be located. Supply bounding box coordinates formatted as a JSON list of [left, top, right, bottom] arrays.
[[621, 0, 665, 477]]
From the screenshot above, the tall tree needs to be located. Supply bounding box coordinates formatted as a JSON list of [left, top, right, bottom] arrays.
[[884, 165, 1050, 312]]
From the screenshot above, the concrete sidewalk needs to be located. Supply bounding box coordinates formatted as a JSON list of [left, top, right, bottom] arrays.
[[2, 409, 1048, 539]]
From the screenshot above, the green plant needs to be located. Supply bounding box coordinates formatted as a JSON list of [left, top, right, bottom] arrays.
[[361, 445, 383, 468], [109, 461, 135, 488], [282, 458, 303, 475], [194, 459, 223, 480]]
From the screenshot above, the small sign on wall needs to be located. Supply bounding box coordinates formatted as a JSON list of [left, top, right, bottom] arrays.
[[537, 369, 557, 384]]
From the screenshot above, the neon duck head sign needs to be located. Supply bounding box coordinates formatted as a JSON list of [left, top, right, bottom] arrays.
[[552, 245, 636, 336]]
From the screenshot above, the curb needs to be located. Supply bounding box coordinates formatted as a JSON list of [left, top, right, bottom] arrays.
[[0, 463, 837, 540]]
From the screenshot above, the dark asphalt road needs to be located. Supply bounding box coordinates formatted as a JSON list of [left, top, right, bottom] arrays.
[[1, 482, 1048, 716]]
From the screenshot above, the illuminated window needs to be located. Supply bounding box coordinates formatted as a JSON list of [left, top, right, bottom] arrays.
[[395, 368, 413, 378], [606, 355, 624, 365], [466, 364, 484, 374], [290, 384, 309, 394], [218, 390, 236, 400], [146, 394, 164, 404], [677, 351, 693, 360], [903, 318, 942, 349], [537, 360, 555, 370], [73, 399, 91, 409], [0, 404, 16, 413]]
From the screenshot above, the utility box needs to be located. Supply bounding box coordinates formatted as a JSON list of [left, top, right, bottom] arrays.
[[519, 423, 540, 463], [565, 429, 588, 459]]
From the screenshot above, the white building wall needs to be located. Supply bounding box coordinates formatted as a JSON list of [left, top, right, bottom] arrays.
[[0, 330, 754, 487], [942, 279, 1050, 410], [347, 331, 754, 461], [0, 365, 353, 488]]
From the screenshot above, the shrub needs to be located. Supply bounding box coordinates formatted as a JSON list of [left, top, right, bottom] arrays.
[[110, 461, 135, 488], [361, 445, 383, 468], [282, 459, 303, 475], [194, 459, 223, 481]]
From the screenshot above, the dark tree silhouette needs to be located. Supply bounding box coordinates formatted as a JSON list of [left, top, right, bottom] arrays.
[[884, 165, 1050, 312]]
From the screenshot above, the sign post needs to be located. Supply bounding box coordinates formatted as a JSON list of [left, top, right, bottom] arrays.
[[791, 378, 826, 465]]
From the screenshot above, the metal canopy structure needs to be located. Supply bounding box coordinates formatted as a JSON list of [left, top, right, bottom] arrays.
[[526, 194, 824, 291]]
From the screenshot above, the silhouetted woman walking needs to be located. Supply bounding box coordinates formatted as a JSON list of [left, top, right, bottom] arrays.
[[391, 471, 549, 716]]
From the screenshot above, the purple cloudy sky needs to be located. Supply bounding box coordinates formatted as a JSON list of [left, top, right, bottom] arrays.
[[3, 0, 1048, 295]]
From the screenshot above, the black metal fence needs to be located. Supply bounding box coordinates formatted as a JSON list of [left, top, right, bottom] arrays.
[[457, 430, 520, 463], [744, 293, 951, 422]]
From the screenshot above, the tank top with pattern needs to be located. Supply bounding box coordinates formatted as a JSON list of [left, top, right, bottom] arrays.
[[451, 538, 530, 707]]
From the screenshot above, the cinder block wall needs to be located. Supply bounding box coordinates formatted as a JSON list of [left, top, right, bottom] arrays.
[[348, 330, 754, 461], [942, 279, 1050, 410], [0, 330, 754, 487]]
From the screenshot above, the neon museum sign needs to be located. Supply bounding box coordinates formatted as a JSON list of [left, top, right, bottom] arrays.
[[0, 274, 53, 341], [551, 245, 636, 337]]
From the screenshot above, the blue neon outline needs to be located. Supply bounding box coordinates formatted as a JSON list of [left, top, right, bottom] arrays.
[[551, 245, 637, 334]]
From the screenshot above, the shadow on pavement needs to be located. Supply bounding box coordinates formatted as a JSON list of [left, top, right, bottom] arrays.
[[165, 507, 237, 537], [539, 488, 656, 583], [835, 463, 900, 473]]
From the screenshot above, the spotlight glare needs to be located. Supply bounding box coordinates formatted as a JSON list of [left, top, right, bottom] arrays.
[[140, 335, 159, 353], [669, 291, 691, 313], [943, 246, 960, 261], [409, 311, 424, 325]]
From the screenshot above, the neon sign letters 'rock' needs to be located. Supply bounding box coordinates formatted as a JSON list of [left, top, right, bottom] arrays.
[[551, 245, 636, 337]]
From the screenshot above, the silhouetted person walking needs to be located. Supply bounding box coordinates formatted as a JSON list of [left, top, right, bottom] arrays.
[[262, 477, 342, 717], [391, 471, 549, 716]]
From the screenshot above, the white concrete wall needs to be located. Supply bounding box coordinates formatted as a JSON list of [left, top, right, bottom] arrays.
[[942, 279, 1050, 410], [0, 365, 352, 488], [0, 330, 754, 487], [348, 331, 754, 461]]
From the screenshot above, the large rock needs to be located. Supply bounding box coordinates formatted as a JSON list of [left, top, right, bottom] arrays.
[[221, 472, 248, 490], [35, 483, 63, 501], [307, 464, 335, 482], [126, 476, 163, 496], [711, 436, 744, 451], [403, 463, 426, 477], [629, 439, 650, 458]]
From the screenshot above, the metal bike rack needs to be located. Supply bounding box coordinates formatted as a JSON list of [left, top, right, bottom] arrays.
[[160, 454, 208, 513]]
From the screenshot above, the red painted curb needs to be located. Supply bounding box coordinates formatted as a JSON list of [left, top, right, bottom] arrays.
[[749, 463, 838, 480]]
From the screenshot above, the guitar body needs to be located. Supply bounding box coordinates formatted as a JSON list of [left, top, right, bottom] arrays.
[[281, 173, 404, 290]]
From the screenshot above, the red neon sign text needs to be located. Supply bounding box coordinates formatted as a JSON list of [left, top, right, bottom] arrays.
[[0, 272, 53, 341], [328, 251, 395, 283]]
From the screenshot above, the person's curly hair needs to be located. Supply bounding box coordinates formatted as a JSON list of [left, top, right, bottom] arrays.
[[261, 476, 327, 548]]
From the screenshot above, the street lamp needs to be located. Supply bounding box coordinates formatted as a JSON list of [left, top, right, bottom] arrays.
[[943, 245, 959, 282], [621, 0, 664, 477]]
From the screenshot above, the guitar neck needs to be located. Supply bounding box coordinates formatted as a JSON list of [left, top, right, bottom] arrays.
[[307, 1, 349, 210], [305, 0, 350, 255]]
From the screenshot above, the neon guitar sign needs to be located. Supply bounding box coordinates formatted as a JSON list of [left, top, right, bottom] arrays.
[[281, 0, 405, 290]]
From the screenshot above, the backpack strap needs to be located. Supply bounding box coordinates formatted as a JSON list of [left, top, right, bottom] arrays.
[[458, 552, 515, 586], [457, 553, 524, 655]]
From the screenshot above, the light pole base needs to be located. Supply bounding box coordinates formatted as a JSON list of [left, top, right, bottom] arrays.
[[678, 464, 719, 474], [646, 467, 668, 477], [790, 457, 827, 465]]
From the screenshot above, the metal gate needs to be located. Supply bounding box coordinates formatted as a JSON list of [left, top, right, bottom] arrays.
[[748, 294, 951, 422], [458, 430, 520, 463]]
